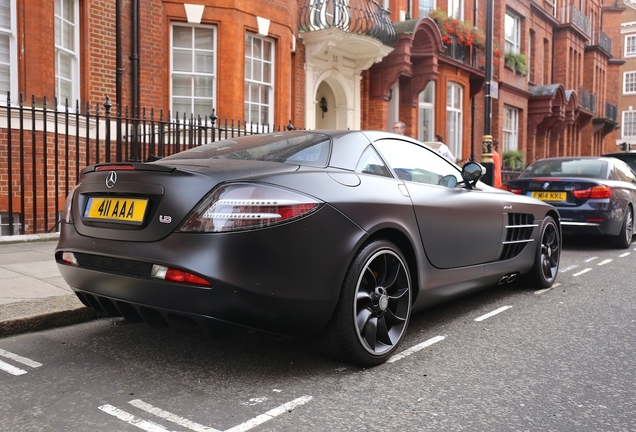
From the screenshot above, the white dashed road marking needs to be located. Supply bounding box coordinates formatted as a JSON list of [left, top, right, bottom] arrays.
[[99, 396, 313, 432], [559, 265, 579, 273], [597, 259, 612, 266], [474, 305, 512, 322], [573, 268, 593, 277], [619, 252, 630, 258], [98, 405, 171, 432], [0, 348, 42, 376], [128, 399, 220, 432], [387, 335, 446, 363], [0, 359, 27, 376]]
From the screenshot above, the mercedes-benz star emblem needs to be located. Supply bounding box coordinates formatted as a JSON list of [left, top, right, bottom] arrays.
[[106, 171, 118, 189]]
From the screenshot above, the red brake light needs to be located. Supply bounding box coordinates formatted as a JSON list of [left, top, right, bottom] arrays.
[[501, 184, 523, 194], [151, 264, 211, 286], [572, 185, 613, 199], [95, 164, 135, 171], [164, 268, 211, 286]]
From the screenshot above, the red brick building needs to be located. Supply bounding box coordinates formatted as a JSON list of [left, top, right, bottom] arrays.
[[0, 0, 625, 234]]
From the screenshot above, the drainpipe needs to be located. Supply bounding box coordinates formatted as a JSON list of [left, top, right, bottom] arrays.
[[131, 0, 140, 160], [116, 0, 122, 159], [470, 0, 479, 161]]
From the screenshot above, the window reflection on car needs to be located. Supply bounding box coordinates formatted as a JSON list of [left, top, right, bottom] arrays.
[[373, 139, 462, 187]]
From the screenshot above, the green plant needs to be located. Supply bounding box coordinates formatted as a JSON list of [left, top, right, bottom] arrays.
[[429, 8, 501, 63], [504, 52, 528, 75], [502, 150, 525, 171]]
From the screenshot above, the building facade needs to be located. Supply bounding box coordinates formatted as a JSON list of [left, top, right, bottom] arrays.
[[0, 0, 626, 234], [619, 0, 636, 149]]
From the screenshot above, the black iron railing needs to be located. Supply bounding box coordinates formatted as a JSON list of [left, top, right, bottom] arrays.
[[0, 94, 294, 236], [578, 87, 596, 113], [299, 0, 398, 47], [606, 102, 618, 122], [559, 5, 590, 36]]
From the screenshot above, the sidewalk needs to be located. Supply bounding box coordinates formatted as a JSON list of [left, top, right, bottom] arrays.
[[0, 234, 101, 338]]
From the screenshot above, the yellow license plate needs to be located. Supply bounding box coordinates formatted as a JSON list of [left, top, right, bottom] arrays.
[[531, 191, 566, 201], [84, 197, 148, 223]]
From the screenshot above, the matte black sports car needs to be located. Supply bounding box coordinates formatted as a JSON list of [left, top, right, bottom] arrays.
[[502, 156, 636, 248], [56, 130, 561, 366]]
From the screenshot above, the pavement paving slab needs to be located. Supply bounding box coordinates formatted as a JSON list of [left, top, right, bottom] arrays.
[[0, 234, 103, 338]]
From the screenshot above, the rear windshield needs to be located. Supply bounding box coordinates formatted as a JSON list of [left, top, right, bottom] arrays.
[[521, 159, 608, 179], [162, 131, 332, 168]]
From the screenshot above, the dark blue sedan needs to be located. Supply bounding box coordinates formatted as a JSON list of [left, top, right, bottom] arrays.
[[502, 156, 636, 248]]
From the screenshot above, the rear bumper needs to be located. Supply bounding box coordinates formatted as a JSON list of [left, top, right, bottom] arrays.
[[55, 205, 367, 335]]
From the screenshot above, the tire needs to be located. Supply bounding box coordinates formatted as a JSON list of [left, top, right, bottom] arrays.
[[524, 215, 560, 288], [321, 240, 412, 367], [613, 206, 633, 249]]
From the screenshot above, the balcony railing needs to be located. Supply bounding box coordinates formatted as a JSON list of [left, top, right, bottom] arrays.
[[299, 0, 398, 47], [590, 30, 612, 56], [579, 87, 596, 113], [559, 5, 590, 36], [606, 102, 618, 122]]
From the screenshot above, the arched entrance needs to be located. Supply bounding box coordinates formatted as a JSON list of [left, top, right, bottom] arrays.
[[314, 78, 348, 130], [306, 68, 357, 130]]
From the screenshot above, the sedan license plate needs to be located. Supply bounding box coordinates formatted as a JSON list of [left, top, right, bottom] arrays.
[[531, 191, 566, 201], [84, 197, 148, 223]]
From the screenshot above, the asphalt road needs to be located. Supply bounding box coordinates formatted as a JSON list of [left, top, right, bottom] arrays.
[[0, 235, 634, 431]]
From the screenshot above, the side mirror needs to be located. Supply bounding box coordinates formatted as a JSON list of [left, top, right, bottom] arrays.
[[461, 162, 485, 189]]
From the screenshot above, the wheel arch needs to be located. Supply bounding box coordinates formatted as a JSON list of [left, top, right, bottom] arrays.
[[365, 227, 421, 303]]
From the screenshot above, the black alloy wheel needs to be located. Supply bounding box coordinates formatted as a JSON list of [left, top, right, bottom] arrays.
[[525, 215, 560, 288], [614, 206, 633, 249], [321, 240, 412, 367]]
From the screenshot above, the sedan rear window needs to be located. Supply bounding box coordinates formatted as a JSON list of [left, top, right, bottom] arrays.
[[162, 131, 332, 167], [521, 159, 608, 179]]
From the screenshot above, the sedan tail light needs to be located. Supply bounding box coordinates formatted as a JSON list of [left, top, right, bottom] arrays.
[[572, 185, 613, 199], [178, 183, 322, 233], [500, 184, 523, 194]]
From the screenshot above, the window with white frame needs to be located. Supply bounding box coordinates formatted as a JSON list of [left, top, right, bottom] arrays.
[[504, 11, 521, 55], [625, 34, 636, 57], [171, 24, 216, 118], [448, 0, 463, 21], [503, 105, 519, 152], [624, 71, 636, 94], [244, 33, 274, 126], [623, 110, 636, 138], [418, 81, 435, 142], [446, 82, 462, 158], [419, 0, 436, 18], [0, 0, 16, 102], [55, 0, 79, 105]]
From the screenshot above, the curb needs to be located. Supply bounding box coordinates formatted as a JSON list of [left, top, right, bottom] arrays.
[[0, 233, 60, 245], [0, 295, 105, 339]]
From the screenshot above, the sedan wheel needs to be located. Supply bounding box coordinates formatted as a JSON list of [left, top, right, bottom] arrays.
[[613, 206, 633, 249], [321, 240, 412, 367], [524, 215, 560, 289]]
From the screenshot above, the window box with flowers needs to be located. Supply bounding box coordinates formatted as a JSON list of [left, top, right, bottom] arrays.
[[428, 8, 500, 66], [504, 52, 528, 76]]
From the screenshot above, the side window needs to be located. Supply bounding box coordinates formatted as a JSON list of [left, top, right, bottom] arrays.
[[615, 161, 636, 183], [355, 146, 391, 177], [374, 139, 461, 186]]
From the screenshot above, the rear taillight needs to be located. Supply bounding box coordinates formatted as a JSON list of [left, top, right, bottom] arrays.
[[151, 265, 211, 286], [572, 185, 613, 199], [61, 185, 80, 224], [178, 183, 322, 233], [500, 184, 523, 194]]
